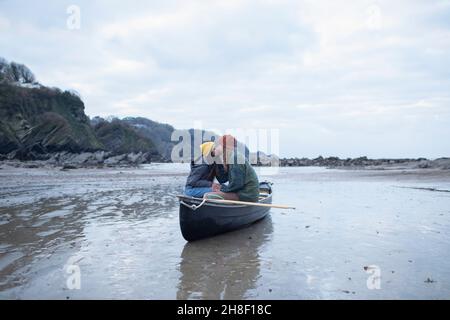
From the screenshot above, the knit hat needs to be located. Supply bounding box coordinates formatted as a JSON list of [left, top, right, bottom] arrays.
[[200, 142, 214, 157]]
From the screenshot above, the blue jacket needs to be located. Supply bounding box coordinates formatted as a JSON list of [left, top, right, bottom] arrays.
[[185, 161, 215, 188]]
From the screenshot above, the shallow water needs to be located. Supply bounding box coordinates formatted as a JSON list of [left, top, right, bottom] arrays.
[[0, 165, 450, 299]]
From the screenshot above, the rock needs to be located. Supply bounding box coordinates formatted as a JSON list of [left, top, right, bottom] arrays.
[[24, 163, 40, 169], [127, 152, 143, 164], [61, 164, 78, 170], [433, 158, 450, 170], [70, 152, 94, 165], [93, 151, 108, 163], [48, 151, 70, 164], [416, 160, 431, 169], [104, 154, 127, 165]]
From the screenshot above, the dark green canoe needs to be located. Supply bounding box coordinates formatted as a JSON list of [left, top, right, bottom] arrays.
[[178, 182, 273, 241]]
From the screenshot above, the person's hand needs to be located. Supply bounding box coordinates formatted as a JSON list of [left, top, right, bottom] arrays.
[[212, 183, 221, 192]]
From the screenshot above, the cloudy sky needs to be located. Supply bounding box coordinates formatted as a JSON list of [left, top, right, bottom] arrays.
[[1, 0, 450, 158]]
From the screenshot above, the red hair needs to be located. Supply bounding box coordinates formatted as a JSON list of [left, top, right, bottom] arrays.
[[217, 134, 237, 151], [217, 135, 237, 171]]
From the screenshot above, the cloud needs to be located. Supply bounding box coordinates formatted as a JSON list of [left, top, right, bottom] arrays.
[[1, 0, 450, 158], [0, 15, 10, 31]]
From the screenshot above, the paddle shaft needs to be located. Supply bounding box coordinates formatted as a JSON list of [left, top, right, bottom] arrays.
[[202, 198, 296, 210]]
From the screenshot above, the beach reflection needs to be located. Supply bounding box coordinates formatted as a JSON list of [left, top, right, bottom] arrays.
[[177, 216, 273, 300]]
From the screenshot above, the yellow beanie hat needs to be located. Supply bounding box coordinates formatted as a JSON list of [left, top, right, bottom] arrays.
[[200, 142, 214, 157]]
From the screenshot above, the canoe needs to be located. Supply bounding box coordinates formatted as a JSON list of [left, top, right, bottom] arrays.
[[178, 182, 273, 241]]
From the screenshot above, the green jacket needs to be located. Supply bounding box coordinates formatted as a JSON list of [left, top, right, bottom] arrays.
[[217, 154, 259, 202]]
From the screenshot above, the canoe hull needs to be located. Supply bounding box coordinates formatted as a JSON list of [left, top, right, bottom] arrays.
[[179, 183, 272, 241]]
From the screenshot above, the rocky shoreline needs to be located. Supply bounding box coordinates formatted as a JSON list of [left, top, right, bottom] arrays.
[[0, 151, 167, 169], [1, 153, 450, 170], [278, 156, 450, 170]]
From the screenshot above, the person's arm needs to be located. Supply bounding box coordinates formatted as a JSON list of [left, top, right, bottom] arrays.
[[215, 165, 229, 184], [190, 179, 213, 188], [220, 165, 245, 193], [187, 165, 213, 188]]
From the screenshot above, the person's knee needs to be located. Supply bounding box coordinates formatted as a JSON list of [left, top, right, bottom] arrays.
[[225, 193, 240, 201], [204, 192, 225, 200]]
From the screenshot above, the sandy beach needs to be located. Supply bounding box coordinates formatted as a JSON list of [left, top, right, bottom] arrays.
[[1, 164, 450, 299]]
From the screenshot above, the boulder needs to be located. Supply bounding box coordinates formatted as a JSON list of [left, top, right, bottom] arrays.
[[104, 154, 127, 165]]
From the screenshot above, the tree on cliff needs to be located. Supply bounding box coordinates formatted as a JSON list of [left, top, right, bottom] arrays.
[[0, 57, 36, 84]]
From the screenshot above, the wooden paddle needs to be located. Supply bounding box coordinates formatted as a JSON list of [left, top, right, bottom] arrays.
[[177, 195, 296, 210], [205, 198, 296, 209]]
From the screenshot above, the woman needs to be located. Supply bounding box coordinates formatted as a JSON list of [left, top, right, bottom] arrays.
[[205, 135, 260, 202], [184, 142, 221, 198]]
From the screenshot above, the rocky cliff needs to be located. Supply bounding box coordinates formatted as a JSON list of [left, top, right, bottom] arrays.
[[0, 84, 103, 160], [0, 57, 162, 164]]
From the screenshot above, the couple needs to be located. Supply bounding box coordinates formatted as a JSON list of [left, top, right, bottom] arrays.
[[184, 135, 260, 202]]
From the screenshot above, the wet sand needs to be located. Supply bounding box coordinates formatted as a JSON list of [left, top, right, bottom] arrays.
[[1, 164, 450, 299]]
